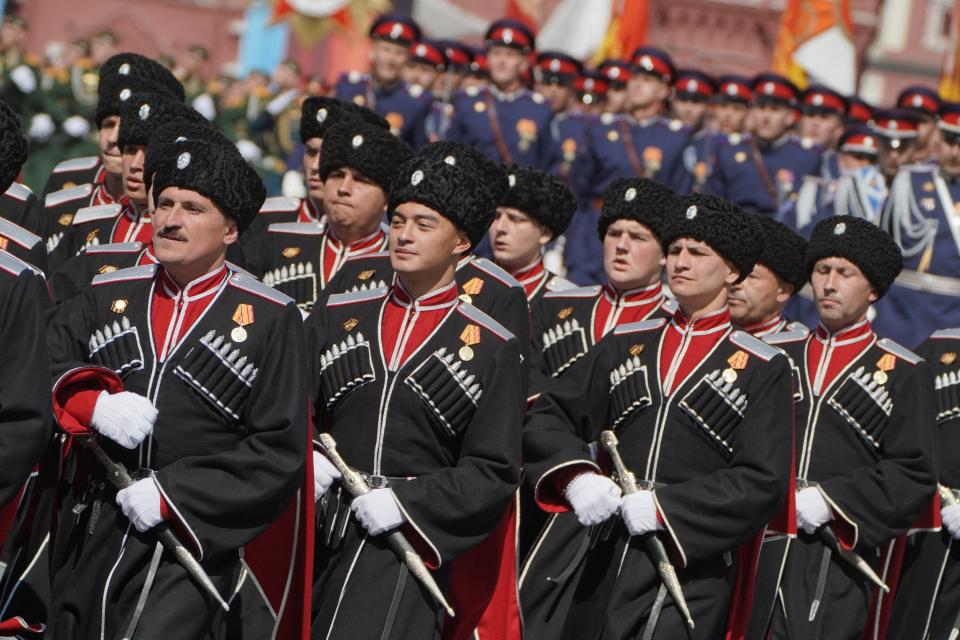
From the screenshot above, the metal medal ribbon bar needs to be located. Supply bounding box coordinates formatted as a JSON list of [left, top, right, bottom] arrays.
[[317, 433, 456, 617]]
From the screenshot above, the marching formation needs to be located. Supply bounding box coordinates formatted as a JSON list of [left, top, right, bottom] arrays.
[[0, 8, 956, 640]]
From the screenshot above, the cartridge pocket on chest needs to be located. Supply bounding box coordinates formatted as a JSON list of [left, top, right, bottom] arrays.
[[679, 369, 748, 456], [406, 347, 483, 438], [88, 316, 145, 378], [174, 330, 259, 422], [608, 355, 653, 429], [318, 333, 376, 409], [827, 366, 892, 450]]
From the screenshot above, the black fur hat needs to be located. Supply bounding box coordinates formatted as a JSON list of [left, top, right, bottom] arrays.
[[151, 134, 265, 233], [500, 164, 575, 239], [416, 141, 510, 203], [299, 96, 389, 143], [96, 53, 184, 126], [389, 153, 495, 247], [598, 177, 679, 241], [144, 120, 225, 194], [117, 92, 209, 150], [661, 193, 763, 284], [0, 99, 27, 194], [753, 214, 807, 293], [805, 216, 902, 297], [319, 121, 413, 191]]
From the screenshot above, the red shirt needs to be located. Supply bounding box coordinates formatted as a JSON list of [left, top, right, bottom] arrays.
[[660, 306, 732, 395], [742, 314, 787, 338], [298, 197, 321, 223], [513, 259, 548, 301], [321, 227, 387, 284], [806, 318, 874, 396], [381, 279, 460, 370], [593, 282, 666, 343], [91, 166, 128, 208], [111, 203, 153, 245]]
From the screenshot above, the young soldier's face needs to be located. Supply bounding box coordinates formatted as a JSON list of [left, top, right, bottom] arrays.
[[714, 101, 748, 134], [487, 46, 526, 88], [302, 137, 323, 201], [800, 112, 843, 146], [672, 97, 708, 129], [370, 40, 410, 85], [878, 139, 914, 181], [99, 115, 123, 176], [602, 219, 663, 290], [605, 86, 627, 113], [489, 207, 550, 272], [121, 143, 148, 205], [939, 132, 960, 176], [727, 263, 792, 327], [626, 74, 668, 112], [322, 167, 387, 237], [403, 62, 439, 91], [389, 202, 470, 275], [536, 82, 572, 114], [153, 187, 238, 272], [811, 256, 877, 332], [666, 238, 739, 304], [750, 103, 795, 141]]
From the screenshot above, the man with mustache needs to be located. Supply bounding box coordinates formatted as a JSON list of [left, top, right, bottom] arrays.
[[308, 144, 523, 640], [49, 92, 207, 271], [523, 193, 793, 639], [750, 216, 937, 639], [41, 53, 184, 258], [44, 130, 307, 639], [249, 118, 411, 312]]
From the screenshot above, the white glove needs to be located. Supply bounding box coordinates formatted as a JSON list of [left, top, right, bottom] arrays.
[[313, 450, 341, 502], [90, 391, 158, 449], [116, 477, 163, 532], [266, 88, 299, 116], [351, 488, 406, 536], [235, 139, 263, 163], [621, 490, 664, 536], [797, 487, 833, 534], [191, 93, 216, 121], [9, 65, 36, 93], [27, 113, 54, 141], [62, 115, 91, 139], [565, 472, 622, 527], [942, 504, 960, 540]]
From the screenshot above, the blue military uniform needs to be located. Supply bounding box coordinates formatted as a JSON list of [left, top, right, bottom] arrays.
[[424, 41, 473, 143], [334, 14, 432, 148], [706, 74, 822, 214]]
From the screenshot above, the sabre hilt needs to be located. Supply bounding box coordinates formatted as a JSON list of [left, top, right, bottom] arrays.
[[599, 430, 640, 494], [940, 484, 958, 507], [318, 433, 371, 498]]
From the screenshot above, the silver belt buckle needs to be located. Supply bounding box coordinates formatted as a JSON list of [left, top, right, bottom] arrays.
[[366, 474, 389, 489]]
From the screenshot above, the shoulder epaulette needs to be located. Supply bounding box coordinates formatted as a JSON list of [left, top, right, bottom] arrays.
[[545, 284, 601, 299], [259, 196, 301, 214], [83, 241, 143, 255], [904, 162, 937, 174], [786, 321, 811, 335], [730, 330, 782, 361], [228, 272, 294, 306], [73, 204, 122, 225], [45, 183, 93, 208], [468, 257, 521, 288], [763, 328, 809, 345], [0, 249, 41, 278], [877, 338, 923, 365], [4, 182, 32, 201], [613, 318, 667, 335], [931, 328, 960, 340], [267, 221, 323, 235], [457, 303, 515, 342], [0, 218, 40, 249], [327, 286, 389, 307], [661, 298, 678, 314], [52, 156, 98, 174], [92, 263, 157, 286], [546, 275, 577, 293]]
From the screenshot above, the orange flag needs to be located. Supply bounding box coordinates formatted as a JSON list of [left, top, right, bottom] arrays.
[[940, 0, 960, 100], [771, 0, 856, 93], [617, 0, 650, 60]]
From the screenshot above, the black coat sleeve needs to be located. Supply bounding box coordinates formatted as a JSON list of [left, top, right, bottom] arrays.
[[0, 271, 51, 506]]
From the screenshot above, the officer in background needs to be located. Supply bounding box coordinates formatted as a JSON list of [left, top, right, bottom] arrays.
[[705, 73, 821, 215], [896, 85, 941, 164], [446, 19, 555, 170], [335, 13, 432, 149], [798, 85, 848, 179]]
